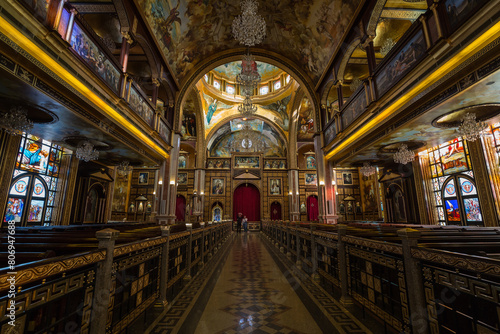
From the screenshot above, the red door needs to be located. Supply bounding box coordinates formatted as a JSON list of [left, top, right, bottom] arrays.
[[233, 184, 260, 221], [175, 195, 186, 222], [307, 195, 319, 221], [270, 202, 282, 220]]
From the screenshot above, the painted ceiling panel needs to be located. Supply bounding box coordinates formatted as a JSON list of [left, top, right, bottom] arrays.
[[135, 0, 362, 84]]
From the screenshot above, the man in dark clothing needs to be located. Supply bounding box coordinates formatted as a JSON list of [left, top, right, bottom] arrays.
[[236, 212, 243, 233]]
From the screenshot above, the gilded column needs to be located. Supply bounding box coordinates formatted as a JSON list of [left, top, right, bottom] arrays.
[[412, 157, 429, 225], [468, 139, 498, 226], [59, 154, 80, 225], [0, 131, 21, 227]]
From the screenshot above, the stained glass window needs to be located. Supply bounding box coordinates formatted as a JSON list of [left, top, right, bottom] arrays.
[[259, 85, 269, 95], [424, 137, 482, 226], [226, 84, 235, 95], [274, 80, 281, 90], [4, 133, 63, 226], [213, 79, 220, 90]]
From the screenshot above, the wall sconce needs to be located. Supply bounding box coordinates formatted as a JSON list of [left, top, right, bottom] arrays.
[[319, 181, 325, 186], [332, 180, 336, 185], [158, 180, 163, 185], [289, 191, 293, 196], [200, 191, 204, 195], [170, 180, 175, 185]]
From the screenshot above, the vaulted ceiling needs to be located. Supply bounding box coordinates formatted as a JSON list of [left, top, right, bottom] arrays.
[[135, 0, 363, 86]]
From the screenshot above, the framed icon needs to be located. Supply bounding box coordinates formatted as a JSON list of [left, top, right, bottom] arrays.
[[269, 178, 282, 195], [138, 172, 149, 184], [211, 178, 225, 196]]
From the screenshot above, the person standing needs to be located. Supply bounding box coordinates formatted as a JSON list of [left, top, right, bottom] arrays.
[[236, 212, 243, 233], [242, 216, 248, 232]]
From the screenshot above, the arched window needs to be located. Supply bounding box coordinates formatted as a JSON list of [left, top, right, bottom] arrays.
[[425, 137, 483, 226], [442, 175, 483, 226], [4, 133, 63, 226]]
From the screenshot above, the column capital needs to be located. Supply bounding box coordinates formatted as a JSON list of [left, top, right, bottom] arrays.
[[121, 31, 134, 44]]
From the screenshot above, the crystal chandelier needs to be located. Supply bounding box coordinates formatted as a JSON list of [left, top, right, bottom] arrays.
[[238, 96, 258, 117], [236, 52, 261, 97], [393, 144, 415, 164], [360, 163, 377, 177], [230, 122, 265, 152], [232, 0, 266, 47], [76, 141, 99, 162], [380, 37, 395, 57], [457, 112, 487, 142], [117, 161, 133, 176], [0, 106, 33, 136]]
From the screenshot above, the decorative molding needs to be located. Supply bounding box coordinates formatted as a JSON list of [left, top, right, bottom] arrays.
[[341, 235, 403, 255], [380, 9, 425, 21], [412, 248, 500, 275], [72, 4, 116, 13], [366, 0, 388, 38], [0, 251, 105, 291]]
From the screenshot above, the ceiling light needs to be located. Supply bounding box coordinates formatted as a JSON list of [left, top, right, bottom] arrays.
[[360, 162, 377, 177], [117, 161, 133, 176], [457, 112, 487, 142], [232, 0, 266, 47], [76, 141, 99, 162], [0, 106, 33, 136], [393, 144, 415, 165]]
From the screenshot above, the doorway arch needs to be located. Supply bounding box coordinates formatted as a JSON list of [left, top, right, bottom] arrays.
[[307, 195, 319, 221], [175, 195, 186, 222], [233, 184, 260, 221], [270, 201, 282, 221]]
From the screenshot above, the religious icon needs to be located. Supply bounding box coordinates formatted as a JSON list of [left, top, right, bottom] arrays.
[[306, 155, 316, 169], [305, 173, 317, 186], [269, 179, 281, 195], [138, 172, 149, 184], [211, 178, 225, 195], [300, 202, 307, 214], [339, 201, 345, 214], [342, 172, 353, 185], [178, 155, 187, 169]]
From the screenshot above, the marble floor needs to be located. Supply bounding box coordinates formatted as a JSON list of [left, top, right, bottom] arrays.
[[149, 233, 375, 334]]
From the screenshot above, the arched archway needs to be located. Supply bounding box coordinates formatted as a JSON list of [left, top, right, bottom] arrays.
[[270, 201, 282, 221], [84, 183, 106, 223], [307, 195, 319, 221], [175, 195, 186, 222], [233, 184, 260, 222]]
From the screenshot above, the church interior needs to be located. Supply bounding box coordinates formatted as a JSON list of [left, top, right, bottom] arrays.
[[1, 0, 500, 332]]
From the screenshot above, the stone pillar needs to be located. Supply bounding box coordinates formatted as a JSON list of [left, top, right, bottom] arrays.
[[398, 229, 429, 334], [165, 134, 181, 224], [337, 82, 344, 109], [468, 139, 499, 226], [59, 155, 79, 225], [90, 229, 119, 334], [412, 158, 429, 225], [119, 32, 133, 73], [314, 134, 326, 222], [0, 131, 21, 227], [157, 225, 170, 306], [288, 169, 300, 221], [193, 169, 205, 219], [338, 225, 352, 305]]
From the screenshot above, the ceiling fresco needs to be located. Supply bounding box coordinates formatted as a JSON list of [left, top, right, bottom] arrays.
[[199, 85, 292, 137], [297, 96, 315, 141], [208, 119, 286, 158], [212, 61, 282, 82], [336, 69, 500, 166], [135, 0, 362, 84]]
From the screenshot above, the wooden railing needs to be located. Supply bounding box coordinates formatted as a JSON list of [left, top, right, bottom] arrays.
[[0, 221, 232, 334], [262, 221, 500, 334]]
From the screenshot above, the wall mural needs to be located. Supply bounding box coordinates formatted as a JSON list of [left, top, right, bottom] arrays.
[[203, 92, 234, 127], [136, 0, 362, 83], [209, 122, 286, 157], [260, 94, 291, 131], [70, 23, 120, 93], [297, 97, 315, 141]]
